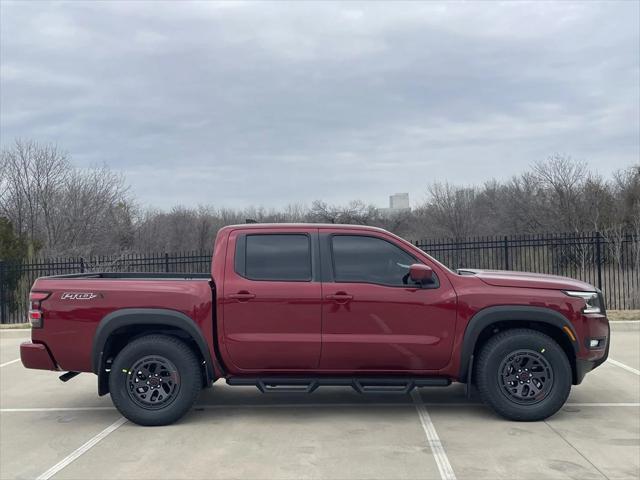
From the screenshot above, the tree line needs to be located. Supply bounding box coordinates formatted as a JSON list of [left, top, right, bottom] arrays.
[[1, 139, 639, 261]]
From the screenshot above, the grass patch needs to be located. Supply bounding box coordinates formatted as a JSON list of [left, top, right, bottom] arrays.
[[0, 323, 30, 329], [608, 310, 640, 321]]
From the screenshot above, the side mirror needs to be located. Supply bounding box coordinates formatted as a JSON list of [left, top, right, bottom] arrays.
[[409, 264, 433, 284]]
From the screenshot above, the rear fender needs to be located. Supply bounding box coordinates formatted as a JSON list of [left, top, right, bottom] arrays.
[[92, 308, 217, 395]]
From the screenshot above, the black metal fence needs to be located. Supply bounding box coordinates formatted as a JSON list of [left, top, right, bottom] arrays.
[[1, 231, 638, 323], [0, 251, 212, 324], [415, 232, 639, 311]]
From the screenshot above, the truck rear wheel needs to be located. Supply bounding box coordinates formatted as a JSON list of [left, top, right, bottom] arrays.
[[109, 334, 202, 426], [475, 328, 571, 421]]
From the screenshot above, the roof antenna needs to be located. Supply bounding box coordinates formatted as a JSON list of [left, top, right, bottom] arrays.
[[245, 218, 258, 224]]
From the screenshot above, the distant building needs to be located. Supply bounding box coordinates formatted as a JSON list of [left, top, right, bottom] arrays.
[[380, 193, 410, 216], [389, 193, 410, 210]]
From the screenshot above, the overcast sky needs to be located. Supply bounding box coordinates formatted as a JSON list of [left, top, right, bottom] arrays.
[[1, 1, 639, 209]]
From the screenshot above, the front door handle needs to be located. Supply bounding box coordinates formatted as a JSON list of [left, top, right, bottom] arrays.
[[228, 291, 256, 302], [326, 292, 353, 303]]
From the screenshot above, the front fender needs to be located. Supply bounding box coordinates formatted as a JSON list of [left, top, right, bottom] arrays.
[[458, 305, 578, 382]]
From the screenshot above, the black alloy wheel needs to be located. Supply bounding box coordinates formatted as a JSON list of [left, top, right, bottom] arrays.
[[498, 349, 554, 405], [109, 334, 202, 426], [475, 328, 571, 421], [126, 355, 181, 410]]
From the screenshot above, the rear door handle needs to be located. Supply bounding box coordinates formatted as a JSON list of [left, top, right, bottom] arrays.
[[326, 292, 353, 303], [228, 291, 256, 301]]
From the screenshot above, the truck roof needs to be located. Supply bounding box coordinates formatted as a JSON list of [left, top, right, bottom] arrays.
[[222, 223, 390, 233]]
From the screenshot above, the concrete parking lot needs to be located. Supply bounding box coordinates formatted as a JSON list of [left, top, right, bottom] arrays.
[[1, 323, 638, 480]]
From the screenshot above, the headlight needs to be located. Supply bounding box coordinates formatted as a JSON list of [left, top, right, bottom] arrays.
[[565, 291, 601, 314]]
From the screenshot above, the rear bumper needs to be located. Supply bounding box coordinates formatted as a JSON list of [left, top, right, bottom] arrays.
[[20, 341, 58, 370]]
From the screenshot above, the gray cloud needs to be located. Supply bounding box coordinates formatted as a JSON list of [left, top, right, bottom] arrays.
[[1, 0, 638, 209]]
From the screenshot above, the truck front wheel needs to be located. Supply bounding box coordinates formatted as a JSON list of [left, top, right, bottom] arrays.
[[109, 334, 202, 426], [476, 328, 572, 421]]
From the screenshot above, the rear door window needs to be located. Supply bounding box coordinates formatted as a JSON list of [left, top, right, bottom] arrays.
[[240, 234, 312, 281]]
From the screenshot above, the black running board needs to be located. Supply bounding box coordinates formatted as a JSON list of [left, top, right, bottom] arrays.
[[226, 376, 450, 394]]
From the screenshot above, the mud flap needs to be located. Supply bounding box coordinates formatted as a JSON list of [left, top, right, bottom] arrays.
[[465, 354, 474, 399]]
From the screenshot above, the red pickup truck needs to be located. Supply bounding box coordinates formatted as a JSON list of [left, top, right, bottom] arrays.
[[21, 224, 610, 426]]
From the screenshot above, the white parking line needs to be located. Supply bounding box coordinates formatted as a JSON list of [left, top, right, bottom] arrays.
[[608, 358, 640, 376], [411, 390, 457, 480], [0, 403, 419, 413], [1, 402, 639, 413], [36, 416, 127, 480], [0, 358, 20, 368], [2, 407, 116, 412]]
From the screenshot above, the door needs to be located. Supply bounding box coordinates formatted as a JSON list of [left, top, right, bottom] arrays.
[[222, 229, 322, 370], [320, 233, 457, 371]]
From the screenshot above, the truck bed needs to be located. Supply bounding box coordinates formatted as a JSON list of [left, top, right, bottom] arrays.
[[29, 273, 215, 375]]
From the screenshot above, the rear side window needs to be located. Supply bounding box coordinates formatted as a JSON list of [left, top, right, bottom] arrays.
[[240, 234, 312, 281], [331, 235, 416, 286]]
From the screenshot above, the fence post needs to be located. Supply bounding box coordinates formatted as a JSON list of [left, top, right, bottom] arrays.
[[595, 232, 602, 290], [0, 261, 6, 324], [165, 253, 169, 273], [503, 236, 509, 270], [80, 258, 85, 273]]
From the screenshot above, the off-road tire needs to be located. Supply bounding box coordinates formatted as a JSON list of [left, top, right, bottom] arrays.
[[476, 328, 571, 421], [109, 334, 202, 426]]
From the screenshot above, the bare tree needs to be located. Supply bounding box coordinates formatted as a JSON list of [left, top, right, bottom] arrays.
[[423, 182, 479, 238], [309, 200, 379, 225], [3, 141, 639, 257], [53, 166, 131, 256], [532, 155, 590, 232], [1, 139, 133, 257], [1, 139, 69, 250]]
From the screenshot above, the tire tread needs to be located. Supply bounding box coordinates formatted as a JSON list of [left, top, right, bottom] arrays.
[[109, 334, 202, 426], [475, 328, 571, 421]]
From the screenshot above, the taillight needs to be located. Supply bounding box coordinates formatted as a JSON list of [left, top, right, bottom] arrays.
[[29, 291, 51, 328]]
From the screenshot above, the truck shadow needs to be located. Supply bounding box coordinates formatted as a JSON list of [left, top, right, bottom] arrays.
[[197, 380, 472, 406], [181, 382, 499, 424]]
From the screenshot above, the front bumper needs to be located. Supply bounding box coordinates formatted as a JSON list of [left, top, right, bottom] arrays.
[[20, 341, 58, 370], [575, 319, 610, 384]]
